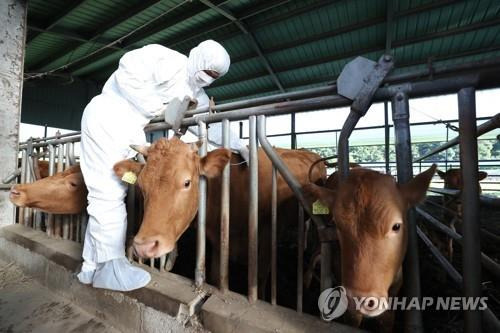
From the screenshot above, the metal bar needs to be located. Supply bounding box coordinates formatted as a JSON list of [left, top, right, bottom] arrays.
[[428, 187, 500, 208], [26, 0, 86, 43], [195, 121, 208, 287], [384, 101, 390, 174], [248, 115, 259, 303], [417, 226, 500, 331], [392, 91, 423, 332], [174, 85, 336, 118], [337, 111, 361, 180], [19, 135, 81, 149], [458, 87, 482, 332], [19, 131, 81, 144], [148, 73, 486, 133], [62, 144, 71, 239], [46, 145, 55, 236], [271, 165, 278, 305], [23, 151, 33, 228], [199, 0, 286, 93], [297, 204, 304, 313], [54, 144, 64, 238], [219, 118, 231, 292], [256, 116, 332, 292], [416, 207, 500, 280], [414, 113, 500, 162], [18, 150, 27, 225], [417, 226, 462, 284]]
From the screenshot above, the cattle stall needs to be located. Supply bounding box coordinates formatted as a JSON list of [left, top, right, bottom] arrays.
[[5, 57, 500, 331]]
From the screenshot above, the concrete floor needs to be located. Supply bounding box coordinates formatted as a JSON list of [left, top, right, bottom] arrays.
[[0, 258, 119, 333]]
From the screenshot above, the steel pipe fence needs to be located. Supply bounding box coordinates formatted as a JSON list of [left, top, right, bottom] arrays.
[[10, 136, 85, 242], [5, 68, 500, 330]]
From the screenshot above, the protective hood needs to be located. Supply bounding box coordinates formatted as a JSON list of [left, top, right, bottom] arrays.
[[187, 40, 230, 87]]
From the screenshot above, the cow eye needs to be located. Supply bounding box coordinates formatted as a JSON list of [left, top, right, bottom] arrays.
[[184, 180, 191, 188], [392, 223, 401, 232]]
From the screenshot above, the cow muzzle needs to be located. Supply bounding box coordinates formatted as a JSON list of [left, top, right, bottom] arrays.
[[133, 235, 174, 258], [9, 186, 23, 205], [346, 289, 389, 317]]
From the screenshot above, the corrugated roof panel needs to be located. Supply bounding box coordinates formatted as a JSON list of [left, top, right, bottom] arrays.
[[27, 0, 69, 22]]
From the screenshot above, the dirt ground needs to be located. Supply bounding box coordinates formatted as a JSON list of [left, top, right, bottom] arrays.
[[0, 259, 119, 333]]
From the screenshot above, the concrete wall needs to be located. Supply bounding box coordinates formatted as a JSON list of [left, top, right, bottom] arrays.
[[0, 0, 27, 227]]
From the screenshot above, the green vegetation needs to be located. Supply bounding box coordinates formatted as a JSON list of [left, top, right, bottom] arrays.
[[307, 139, 499, 163]]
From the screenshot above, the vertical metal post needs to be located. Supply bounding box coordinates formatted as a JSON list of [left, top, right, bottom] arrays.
[[271, 166, 278, 305], [220, 119, 231, 292], [458, 87, 482, 332], [23, 148, 33, 228], [291, 112, 297, 149], [62, 143, 71, 239], [445, 127, 449, 171], [54, 143, 64, 238], [195, 121, 208, 287], [248, 115, 259, 303], [0, 0, 27, 227], [46, 144, 55, 236], [384, 101, 390, 174], [391, 91, 423, 332], [18, 150, 27, 225], [297, 205, 304, 313]]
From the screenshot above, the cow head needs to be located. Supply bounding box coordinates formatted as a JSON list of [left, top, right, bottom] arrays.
[[113, 137, 231, 259], [9, 165, 87, 214], [304, 165, 436, 317], [437, 168, 487, 190]]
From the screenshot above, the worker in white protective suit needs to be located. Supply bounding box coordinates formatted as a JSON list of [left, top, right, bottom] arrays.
[[78, 40, 246, 291]]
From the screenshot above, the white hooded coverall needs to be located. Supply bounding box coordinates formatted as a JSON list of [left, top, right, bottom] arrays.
[[79, 40, 241, 291]]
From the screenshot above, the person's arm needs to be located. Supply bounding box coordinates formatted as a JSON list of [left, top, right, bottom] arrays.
[[114, 45, 183, 117]]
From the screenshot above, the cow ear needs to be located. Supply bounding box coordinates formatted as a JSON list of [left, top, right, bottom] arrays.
[[478, 171, 488, 181], [399, 164, 437, 206], [113, 159, 145, 178], [437, 170, 446, 179], [200, 149, 231, 178], [302, 183, 336, 208]]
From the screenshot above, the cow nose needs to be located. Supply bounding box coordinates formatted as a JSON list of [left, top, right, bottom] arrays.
[[133, 238, 159, 258], [358, 296, 388, 317], [10, 186, 20, 196]]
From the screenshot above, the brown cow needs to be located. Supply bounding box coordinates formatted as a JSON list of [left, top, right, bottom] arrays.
[[303, 165, 436, 328], [432, 168, 488, 260], [9, 165, 87, 214], [113, 137, 326, 293]]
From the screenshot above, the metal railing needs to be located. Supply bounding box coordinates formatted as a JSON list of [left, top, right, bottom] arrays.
[[11, 133, 87, 242], [6, 62, 500, 331]]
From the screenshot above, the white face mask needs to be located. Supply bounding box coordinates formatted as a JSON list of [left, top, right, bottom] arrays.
[[193, 71, 216, 87]]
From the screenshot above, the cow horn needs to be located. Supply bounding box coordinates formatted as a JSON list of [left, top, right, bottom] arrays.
[[189, 140, 203, 152], [130, 144, 149, 157]]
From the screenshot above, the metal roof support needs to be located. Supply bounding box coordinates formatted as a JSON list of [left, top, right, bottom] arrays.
[[27, 0, 86, 43], [28, 0, 166, 71], [201, 0, 286, 93], [213, 16, 500, 91], [62, 0, 290, 77], [28, 23, 119, 49], [0, 0, 27, 226], [227, 0, 459, 64]]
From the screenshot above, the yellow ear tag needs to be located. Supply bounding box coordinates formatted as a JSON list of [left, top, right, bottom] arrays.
[[312, 200, 329, 215], [121, 171, 137, 184]]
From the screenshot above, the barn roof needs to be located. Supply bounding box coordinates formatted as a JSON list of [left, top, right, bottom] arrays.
[[25, 0, 500, 103]]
